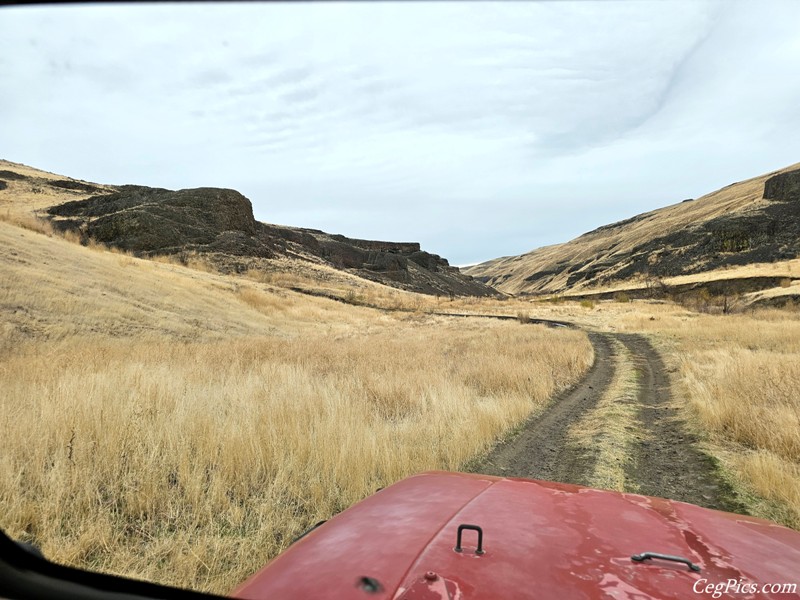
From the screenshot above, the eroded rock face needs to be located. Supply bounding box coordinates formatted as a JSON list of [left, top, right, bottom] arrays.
[[48, 186, 259, 254], [764, 169, 800, 202], [46, 185, 496, 297]]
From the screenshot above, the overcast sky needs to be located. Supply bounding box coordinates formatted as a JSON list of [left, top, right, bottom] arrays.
[[2, 2, 800, 265]]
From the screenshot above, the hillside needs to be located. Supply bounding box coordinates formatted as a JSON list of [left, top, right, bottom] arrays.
[[0, 160, 494, 297], [0, 186, 590, 593], [465, 162, 800, 297]]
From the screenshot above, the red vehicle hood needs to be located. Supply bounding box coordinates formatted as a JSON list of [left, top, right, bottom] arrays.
[[232, 471, 800, 599]]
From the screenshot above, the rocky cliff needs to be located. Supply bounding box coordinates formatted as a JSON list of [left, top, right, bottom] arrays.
[[47, 185, 495, 297]]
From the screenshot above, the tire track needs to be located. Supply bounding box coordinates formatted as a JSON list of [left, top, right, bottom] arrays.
[[469, 330, 747, 515], [469, 332, 615, 485], [618, 334, 746, 513]]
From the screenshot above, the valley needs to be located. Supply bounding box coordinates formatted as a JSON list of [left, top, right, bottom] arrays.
[[1, 160, 799, 594]]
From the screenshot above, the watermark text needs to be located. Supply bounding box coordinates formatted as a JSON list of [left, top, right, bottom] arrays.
[[694, 578, 797, 598]]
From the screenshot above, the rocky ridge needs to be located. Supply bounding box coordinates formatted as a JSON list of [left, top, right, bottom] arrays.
[[45, 184, 494, 297]]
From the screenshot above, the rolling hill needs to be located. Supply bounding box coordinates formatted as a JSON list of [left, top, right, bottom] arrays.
[[465, 162, 800, 301]]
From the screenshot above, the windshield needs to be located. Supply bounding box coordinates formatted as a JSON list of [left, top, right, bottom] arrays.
[[1, 2, 799, 596]]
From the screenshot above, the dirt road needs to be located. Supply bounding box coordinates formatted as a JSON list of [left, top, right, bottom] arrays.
[[472, 332, 614, 485], [470, 331, 745, 513]]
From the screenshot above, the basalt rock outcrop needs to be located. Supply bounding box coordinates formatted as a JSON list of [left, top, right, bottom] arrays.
[[49, 186, 262, 254], [764, 168, 800, 202], [47, 185, 495, 297]]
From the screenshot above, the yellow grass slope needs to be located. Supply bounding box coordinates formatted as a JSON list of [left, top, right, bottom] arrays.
[[466, 162, 800, 295], [0, 219, 383, 345], [0, 159, 115, 218], [0, 217, 592, 593], [0, 159, 463, 311]]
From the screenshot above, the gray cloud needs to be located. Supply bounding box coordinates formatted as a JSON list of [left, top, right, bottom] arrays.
[[1, 1, 799, 265]]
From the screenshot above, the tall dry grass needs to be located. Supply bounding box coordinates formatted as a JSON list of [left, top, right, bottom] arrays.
[[0, 218, 592, 593], [1, 326, 590, 593], [0, 209, 56, 236], [681, 348, 800, 463]]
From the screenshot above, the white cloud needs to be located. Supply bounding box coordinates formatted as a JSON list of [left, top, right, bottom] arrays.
[[1, 1, 799, 265]]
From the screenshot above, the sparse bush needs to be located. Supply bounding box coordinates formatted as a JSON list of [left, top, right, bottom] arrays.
[[580, 299, 596, 309], [517, 311, 531, 324], [721, 293, 742, 315], [613, 291, 631, 303], [344, 289, 360, 304], [780, 278, 793, 288], [644, 275, 670, 299]]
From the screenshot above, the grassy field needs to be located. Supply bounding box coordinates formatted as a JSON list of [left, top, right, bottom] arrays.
[[423, 295, 800, 528], [655, 309, 800, 528], [3, 159, 799, 592], [0, 219, 592, 593]]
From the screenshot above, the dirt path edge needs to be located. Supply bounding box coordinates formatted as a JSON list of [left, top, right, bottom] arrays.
[[467, 332, 615, 485]]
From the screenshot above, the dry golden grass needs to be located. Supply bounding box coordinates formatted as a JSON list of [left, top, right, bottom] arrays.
[[241, 259, 456, 314], [569, 339, 642, 492], [744, 277, 800, 305], [737, 451, 800, 517], [510, 261, 800, 310], [476, 297, 800, 527], [0, 159, 115, 218], [4, 157, 798, 586], [1, 327, 590, 593], [681, 348, 800, 462], [0, 209, 57, 236], [664, 258, 799, 285], [0, 217, 591, 593], [548, 258, 800, 300], [0, 220, 402, 345]]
